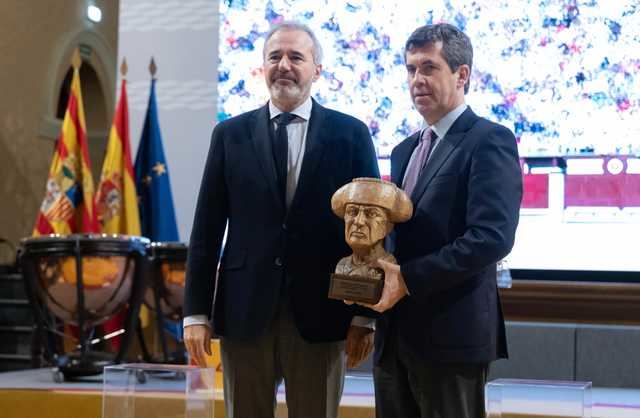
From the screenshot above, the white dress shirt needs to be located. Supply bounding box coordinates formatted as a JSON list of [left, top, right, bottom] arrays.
[[269, 97, 311, 208], [426, 102, 468, 157]]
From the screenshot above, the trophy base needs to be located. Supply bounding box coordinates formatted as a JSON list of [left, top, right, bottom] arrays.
[[328, 273, 383, 305]]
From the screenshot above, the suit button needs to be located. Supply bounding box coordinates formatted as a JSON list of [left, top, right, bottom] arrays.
[[274, 257, 283, 267], [281, 223, 287, 231]]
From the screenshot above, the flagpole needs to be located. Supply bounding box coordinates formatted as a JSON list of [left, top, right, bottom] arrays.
[[148, 55, 170, 360], [71, 47, 82, 71], [149, 57, 157, 79], [69, 48, 90, 358], [121, 57, 128, 78]]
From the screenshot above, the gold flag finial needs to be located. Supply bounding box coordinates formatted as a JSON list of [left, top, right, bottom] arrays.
[[149, 57, 157, 78], [71, 48, 82, 70], [120, 58, 128, 77]]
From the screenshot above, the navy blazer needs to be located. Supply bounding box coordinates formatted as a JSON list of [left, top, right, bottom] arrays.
[[184, 100, 380, 342], [376, 107, 522, 363]]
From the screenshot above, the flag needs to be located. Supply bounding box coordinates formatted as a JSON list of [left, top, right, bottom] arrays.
[[96, 78, 141, 236], [135, 69, 181, 353], [32, 51, 98, 354], [96, 70, 142, 347], [34, 54, 98, 236], [134, 78, 179, 242]]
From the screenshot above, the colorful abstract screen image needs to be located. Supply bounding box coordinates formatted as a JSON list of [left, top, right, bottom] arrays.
[[218, 0, 639, 158], [217, 0, 640, 271]]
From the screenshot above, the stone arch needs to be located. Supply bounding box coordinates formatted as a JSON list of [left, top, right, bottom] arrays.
[[39, 29, 117, 179]]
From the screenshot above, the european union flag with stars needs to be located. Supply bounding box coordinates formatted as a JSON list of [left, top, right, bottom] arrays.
[[134, 78, 179, 242]]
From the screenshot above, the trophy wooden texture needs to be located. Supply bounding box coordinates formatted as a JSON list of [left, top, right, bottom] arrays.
[[328, 178, 412, 305]]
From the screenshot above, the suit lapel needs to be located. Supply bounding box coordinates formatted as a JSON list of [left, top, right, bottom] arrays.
[[250, 104, 284, 212], [410, 107, 479, 203], [288, 99, 326, 212]]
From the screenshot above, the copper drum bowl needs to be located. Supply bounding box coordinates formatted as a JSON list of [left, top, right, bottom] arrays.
[[144, 242, 187, 320], [20, 234, 149, 327]]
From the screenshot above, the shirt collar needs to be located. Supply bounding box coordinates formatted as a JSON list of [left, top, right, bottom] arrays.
[[269, 96, 313, 122], [426, 103, 468, 139]]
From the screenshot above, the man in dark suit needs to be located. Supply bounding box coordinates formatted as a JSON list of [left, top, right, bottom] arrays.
[[365, 24, 523, 418], [183, 22, 379, 418]]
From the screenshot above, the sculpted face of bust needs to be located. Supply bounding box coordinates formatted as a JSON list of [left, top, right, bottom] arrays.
[[344, 203, 391, 251]]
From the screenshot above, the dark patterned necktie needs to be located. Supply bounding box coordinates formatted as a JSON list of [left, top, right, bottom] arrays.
[[274, 112, 295, 203]]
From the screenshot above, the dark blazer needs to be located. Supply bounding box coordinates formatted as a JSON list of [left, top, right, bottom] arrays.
[[376, 107, 522, 364], [185, 99, 379, 342]]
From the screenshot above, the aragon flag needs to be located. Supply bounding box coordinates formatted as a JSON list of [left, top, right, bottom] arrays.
[[33, 50, 98, 235], [96, 64, 141, 236]]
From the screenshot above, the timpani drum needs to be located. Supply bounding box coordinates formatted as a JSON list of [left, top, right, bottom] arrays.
[[144, 242, 187, 320], [19, 234, 149, 381], [141, 242, 187, 363]]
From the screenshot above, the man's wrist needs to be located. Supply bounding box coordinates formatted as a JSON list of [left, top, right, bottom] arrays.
[[183, 314, 209, 328], [351, 316, 375, 330]]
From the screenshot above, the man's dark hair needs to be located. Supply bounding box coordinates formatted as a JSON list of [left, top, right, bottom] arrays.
[[405, 23, 473, 94]]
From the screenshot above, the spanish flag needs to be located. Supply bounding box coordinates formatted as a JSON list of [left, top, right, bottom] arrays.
[[96, 62, 145, 346], [33, 50, 98, 235], [96, 66, 141, 236]]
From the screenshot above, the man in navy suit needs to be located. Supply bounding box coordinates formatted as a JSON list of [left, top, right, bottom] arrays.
[[183, 22, 379, 418], [366, 24, 523, 418]]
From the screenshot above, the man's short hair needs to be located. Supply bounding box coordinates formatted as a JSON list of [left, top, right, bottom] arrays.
[[264, 21, 323, 65], [405, 23, 473, 94]]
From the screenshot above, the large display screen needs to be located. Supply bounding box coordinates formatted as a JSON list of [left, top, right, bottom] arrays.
[[217, 0, 640, 272]]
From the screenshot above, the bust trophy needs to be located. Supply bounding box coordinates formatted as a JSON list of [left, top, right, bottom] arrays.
[[328, 178, 413, 304]]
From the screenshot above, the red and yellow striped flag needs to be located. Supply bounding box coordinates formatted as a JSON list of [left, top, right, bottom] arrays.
[[96, 67, 147, 346], [34, 52, 98, 235], [96, 77, 141, 236]]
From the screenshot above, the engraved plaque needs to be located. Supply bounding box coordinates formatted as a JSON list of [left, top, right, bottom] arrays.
[[328, 273, 384, 305]]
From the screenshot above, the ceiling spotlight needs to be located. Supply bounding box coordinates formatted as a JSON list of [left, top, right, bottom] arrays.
[[87, 5, 102, 23]]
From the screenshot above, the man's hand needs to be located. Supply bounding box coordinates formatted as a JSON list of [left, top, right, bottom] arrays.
[[345, 325, 374, 368], [184, 324, 212, 367], [360, 259, 409, 313]]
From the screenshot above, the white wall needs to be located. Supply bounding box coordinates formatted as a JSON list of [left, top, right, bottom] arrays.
[[118, 0, 219, 242]]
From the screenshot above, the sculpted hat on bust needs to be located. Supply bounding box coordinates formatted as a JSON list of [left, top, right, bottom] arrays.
[[331, 177, 413, 223]]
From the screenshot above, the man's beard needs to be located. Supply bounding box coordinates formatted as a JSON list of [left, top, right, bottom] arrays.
[[269, 83, 304, 103]]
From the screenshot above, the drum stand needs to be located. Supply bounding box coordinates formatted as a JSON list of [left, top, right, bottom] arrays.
[[21, 240, 148, 382]]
